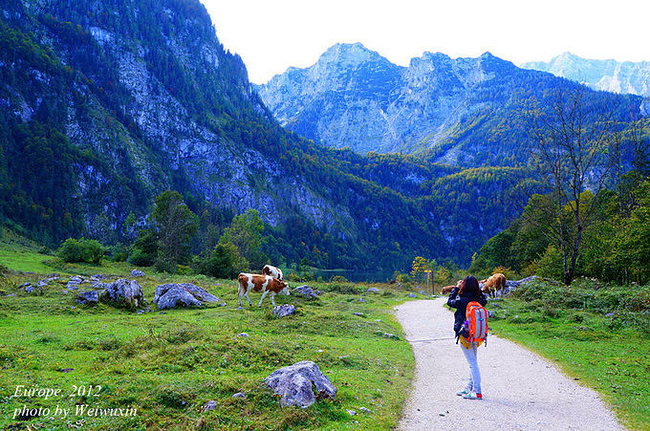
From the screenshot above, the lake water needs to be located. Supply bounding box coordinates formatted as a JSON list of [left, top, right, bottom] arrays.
[[307, 268, 396, 283]]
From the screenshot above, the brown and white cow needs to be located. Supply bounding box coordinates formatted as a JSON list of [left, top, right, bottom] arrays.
[[441, 279, 463, 295], [480, 273, 507, 298], [262, 264, 283, 281], [238, 273, 289, 308], [441, 285, 457, 294]]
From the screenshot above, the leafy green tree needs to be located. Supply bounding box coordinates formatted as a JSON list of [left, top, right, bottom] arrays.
[[196, 242, 248, 279], [150, 191, 198, 272], [123, 211, 138, 243], [128, 228, 159, 267], [615, 181, 650, 284], [57, 238, 104, 264], [434, 266, 452, 286], [219, 209, 268, 270], [470, 230, 516, 274], [509, 194, 554, 273], [535, 245, 564, 280]]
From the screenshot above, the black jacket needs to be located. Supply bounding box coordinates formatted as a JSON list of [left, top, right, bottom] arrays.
[[447, 287, 488, 336]]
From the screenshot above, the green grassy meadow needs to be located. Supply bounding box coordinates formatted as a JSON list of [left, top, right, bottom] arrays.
[[2, 240, 650, 430], [0, 230, 54, 273], [0, 247, 417, 430]]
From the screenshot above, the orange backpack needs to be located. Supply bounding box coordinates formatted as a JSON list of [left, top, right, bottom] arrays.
[[464, 301, 489, 345]]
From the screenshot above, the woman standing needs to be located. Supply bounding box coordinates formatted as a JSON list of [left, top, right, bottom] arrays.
[[447, 275, 488, 400]]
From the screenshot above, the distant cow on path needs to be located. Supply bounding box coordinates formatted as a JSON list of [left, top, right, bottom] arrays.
[[262, 264, 283, 280], [238, 273, 289, 308], [441, 285, 457, 294], [442, 279, 463, 295]]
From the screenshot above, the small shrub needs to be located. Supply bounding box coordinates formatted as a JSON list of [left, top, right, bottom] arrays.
[[128, 229, 158, 267], [108, 244, 129, 262], [608, 311, 650, 334], [393, 271, 411, 283], [62, 340, 95, 351], [176, 265, 193, 276], [623, 289, 650, 313], [567, 311, 586, 323], [98, 336, 122, 351], [57, 238, 104, 264], [128, 247, 156, 267], [165, 326, 200, 344], [325, 282, 362, 295], [154, 257, 176, 274]]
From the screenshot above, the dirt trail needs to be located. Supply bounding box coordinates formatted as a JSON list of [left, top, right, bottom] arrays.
[[395, 298, 624, 430]]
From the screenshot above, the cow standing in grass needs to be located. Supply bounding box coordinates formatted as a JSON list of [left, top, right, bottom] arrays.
[[238, 273, 289, 308], [480, 273, 507, 298], [262, 264, 283, 280]]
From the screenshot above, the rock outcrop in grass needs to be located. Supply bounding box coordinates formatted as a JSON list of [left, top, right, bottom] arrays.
[[153, 283, 222, 310], [265, 361, 337, 408]]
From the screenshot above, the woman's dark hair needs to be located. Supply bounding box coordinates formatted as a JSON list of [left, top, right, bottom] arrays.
[[459, 276, 481, 297]]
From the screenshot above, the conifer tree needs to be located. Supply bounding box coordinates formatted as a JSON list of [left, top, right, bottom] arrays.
[[150, 191, 198, 272]]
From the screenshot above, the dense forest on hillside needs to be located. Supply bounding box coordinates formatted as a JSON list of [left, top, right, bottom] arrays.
[[0, 0, 648, 276], [472, 167, 650, 284]]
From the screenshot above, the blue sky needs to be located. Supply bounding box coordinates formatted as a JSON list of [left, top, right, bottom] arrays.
[[201, 0, 649, 84]]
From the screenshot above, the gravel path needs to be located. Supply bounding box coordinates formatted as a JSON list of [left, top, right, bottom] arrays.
[[395, 298, 624, 430]]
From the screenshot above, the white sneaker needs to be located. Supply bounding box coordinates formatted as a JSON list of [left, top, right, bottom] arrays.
[[462, 391, 483, 400]]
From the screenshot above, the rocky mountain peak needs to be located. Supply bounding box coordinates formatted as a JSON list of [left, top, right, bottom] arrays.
[[317, 42, 387, 69], [409, 52, 452, 70], [257, 46, 533, 154]]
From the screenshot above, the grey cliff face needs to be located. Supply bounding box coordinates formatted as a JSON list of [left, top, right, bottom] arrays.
[[256, 44, 516, 156]]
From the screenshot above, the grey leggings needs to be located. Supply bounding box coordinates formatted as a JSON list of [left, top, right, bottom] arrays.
[[460, 342, 482, 393]]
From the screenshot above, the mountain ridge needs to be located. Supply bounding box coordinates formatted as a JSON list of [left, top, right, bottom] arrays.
[[256, 43, 644, 162], [522, 52, 650, 97]]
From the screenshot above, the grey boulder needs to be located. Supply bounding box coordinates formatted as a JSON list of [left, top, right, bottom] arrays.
[[76, 290, 100, 306], [203, 400, 217, 412], [265, 361, 336, 408], [66, 275, 84, 289], [99, 279, 146, 309], [153, 283, 221, 310], [272, 304, 296, 318], [504, 276, 541, 295], [131, 269, 145, 277], [292, 285, 318, 299]]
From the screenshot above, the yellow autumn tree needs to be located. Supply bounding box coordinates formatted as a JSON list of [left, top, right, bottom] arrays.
[[411, 256, 432, 282]]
